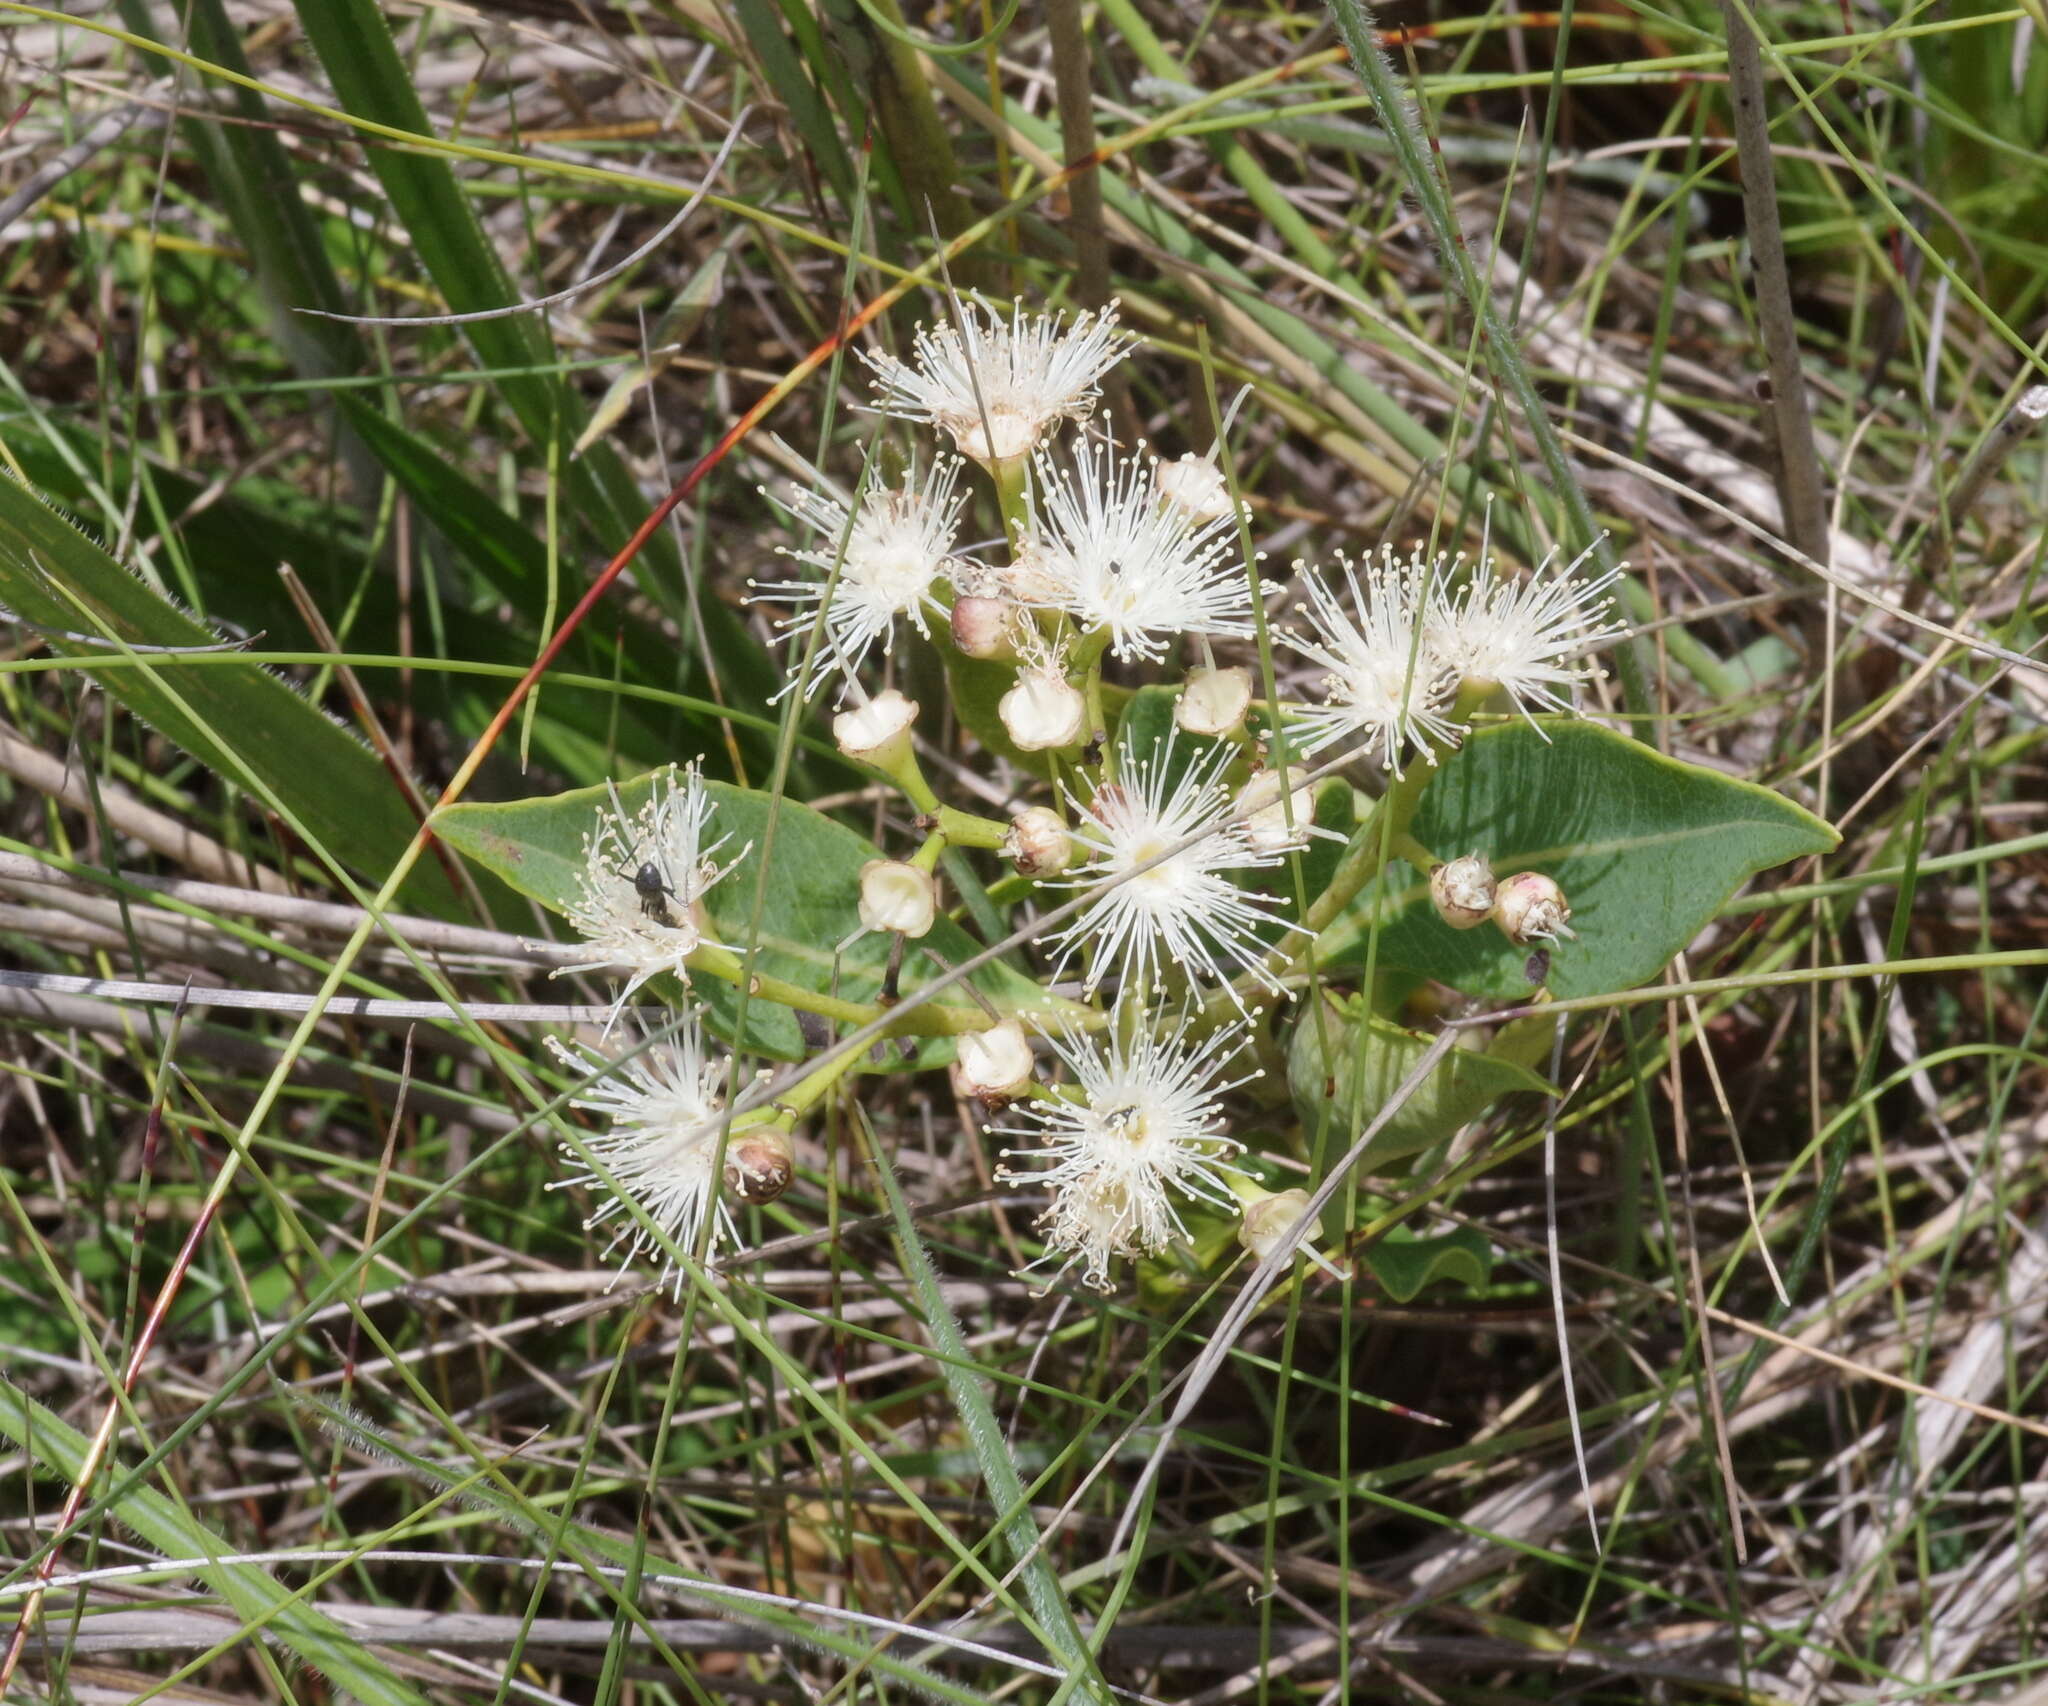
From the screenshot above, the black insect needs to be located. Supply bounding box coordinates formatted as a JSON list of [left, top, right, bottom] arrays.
[[619, 857, 681, 927]]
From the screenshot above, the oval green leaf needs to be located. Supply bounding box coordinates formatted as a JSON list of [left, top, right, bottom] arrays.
[[1362, 1226, 1492, 1302], [1288, 991, 1551, 1172], [1316, 720, 1837, 999]]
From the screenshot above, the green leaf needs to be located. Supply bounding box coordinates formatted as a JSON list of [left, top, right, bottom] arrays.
[[1287, 991, 1551, 1171], [1300, 777, 1357, 903], [1361, 1226, 1492, 1302], [0, 476, 461, 915], [0, 1380, 431, 1706], [1113, 682, 1233, 791], [1316, 720, 1837, 1000], [434, 772, 1044, 1059], [939, 641, 1055, 778]]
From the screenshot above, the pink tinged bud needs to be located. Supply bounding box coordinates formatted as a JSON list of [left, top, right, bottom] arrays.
[[1238, 1187, 1315, 1263], [832, 689, 918, 767], [1175, 666, 1252, 737], [1493, 870, 1575, 944], [724, 1125, 796, 1205], [1430, 852, 1496, 930], [1156, 452, 1241, 523], [858, 859, 937, 938], [950, 1019, 1035, 1102], [951, 595, 1021, 660], [1003, 806, 1073, 877], [1000, 668, 1086, 751]]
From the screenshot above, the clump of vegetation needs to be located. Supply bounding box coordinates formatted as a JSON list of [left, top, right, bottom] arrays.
[[1, 0, 2044, 1702]]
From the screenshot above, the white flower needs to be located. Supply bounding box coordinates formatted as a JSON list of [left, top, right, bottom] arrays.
[[1283, 546, 1461, 772], [1425, 539, 1625, 726], [999, 631, 1087, 751], [995, 1006, 1256, 1291], [1042, 731, 1302, 1003], [755, 457, 966, 701], [862, 301, 1131, 468], [1155, 451, 1243, 523], [1022, 435, 1255, 663], [548, 1013, 736, 1294], [556, 763, 743, 1017]]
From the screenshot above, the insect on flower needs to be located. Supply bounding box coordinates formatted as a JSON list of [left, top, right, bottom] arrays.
[[1020, 433, 1257, 664], [556, 762, 746, 1020]]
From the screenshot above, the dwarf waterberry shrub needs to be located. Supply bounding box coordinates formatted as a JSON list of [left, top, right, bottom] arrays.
[[437, 303, 1836, 1296]]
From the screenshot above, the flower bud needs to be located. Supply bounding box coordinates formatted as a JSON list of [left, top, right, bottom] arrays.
[[949, 1019, 1035, 1102], [1236, 769, 1318, 855], [1493, 870, 1575, 944], [999, 667, 1086, 752], [724, 1125, 795, 1205], [858, 859, 937, 938], [951, 595, 1020, 661], [1429, 852, 1496, 930], [1157, 452, 1240, 523], [832, 689, 918, 768], [1238, 1186, 1315, 1264], [1176, 666, 1251, 737], [1003, 807, 1073, 878]]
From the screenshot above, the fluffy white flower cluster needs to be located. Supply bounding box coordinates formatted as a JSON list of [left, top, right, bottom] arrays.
[[553, 300, 1627, 1297]]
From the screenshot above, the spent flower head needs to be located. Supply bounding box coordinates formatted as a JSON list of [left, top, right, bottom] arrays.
[[1041, 731, 1303, 1005], [1425, 538, 1626, 727], [1022, 434, 1256, 664], [995, 1005, 1256, 1290], [1283, 546, 1461, 772], [754, 456, 966, 701], [556, 762, 743, 1019], [861, 300, 1131, 469], [548, 1013, 736, 1294]]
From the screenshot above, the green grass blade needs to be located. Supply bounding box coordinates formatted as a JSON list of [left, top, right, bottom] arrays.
[[864, 1110, 1112, 1703], [0, 475, 461, 914], [0, 1380, 432, 1706]]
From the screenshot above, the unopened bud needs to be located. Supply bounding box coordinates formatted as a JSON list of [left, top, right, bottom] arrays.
[[1003, 806, 1073, 878], [1237, 1186, 1315, 1264], [1493, 870, 1574, 944], [832, 689, 918, 768], [1237, 770, 1318, 855], [1429, 852, 1496, 930], [950, 1020, 1035, 1102], [858, 859, 937, 938], [951, 595, 1020, 661], [724, 1125, 795, 1205], [1157, 452, 1240, 523], [1000, 666, 1086, 752], [1176, 666, 1251, 737]]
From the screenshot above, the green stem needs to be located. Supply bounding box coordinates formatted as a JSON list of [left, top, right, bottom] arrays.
[[936, 804, 1011, 849], [990, 455, 1031, 549], [1298, 772, 1425, 938], [687, 944, 985, 1035]]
